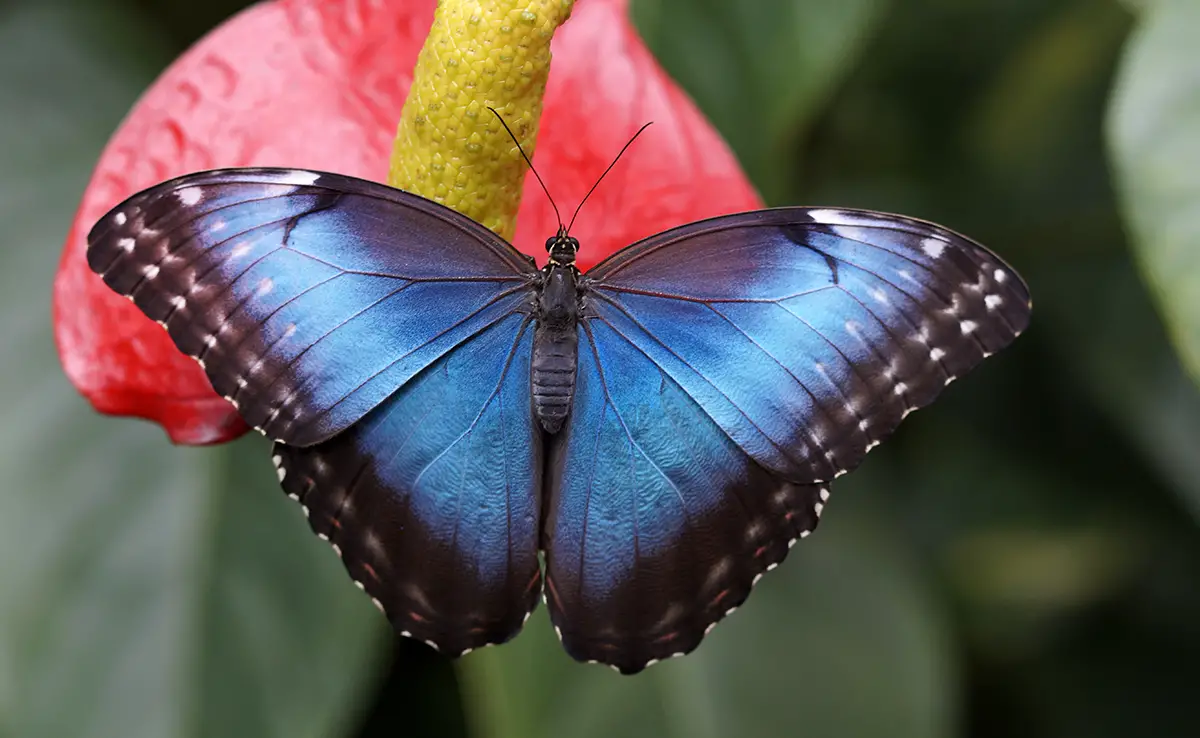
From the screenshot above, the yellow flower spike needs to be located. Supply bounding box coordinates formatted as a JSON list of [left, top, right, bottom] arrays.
[[390, 0, 576, 240]]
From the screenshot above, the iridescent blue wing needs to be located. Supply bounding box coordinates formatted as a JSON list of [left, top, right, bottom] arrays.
[[87, 168, 544, 652], [544, 207, 1031, 672], [86, 168, 537, 445], [544, 320, 829, 673], [273, 312, 542, 654]]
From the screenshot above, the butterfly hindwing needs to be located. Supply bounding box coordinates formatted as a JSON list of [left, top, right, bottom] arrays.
[[543, 319, 829, 673], [542, 207, 1030, 672], [87, 168, 537, 446], [274, 312, 542, 654]]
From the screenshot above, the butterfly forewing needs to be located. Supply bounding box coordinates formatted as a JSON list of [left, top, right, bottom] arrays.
[[86, 168, 538, 446]]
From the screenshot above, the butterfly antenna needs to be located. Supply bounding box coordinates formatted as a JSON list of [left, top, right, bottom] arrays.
[[488, 107, 563, 232], [566, 121, 653, 234]]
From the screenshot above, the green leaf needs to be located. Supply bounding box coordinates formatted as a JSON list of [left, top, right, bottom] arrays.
[[458, 470, 954, 738], [1109, 0, 1200, 389], [631, 0, 887, 203], [0, 3, 384, 736]]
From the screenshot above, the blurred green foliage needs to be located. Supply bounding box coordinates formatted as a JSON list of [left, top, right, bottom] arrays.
[[1, 0, 1199, 737]]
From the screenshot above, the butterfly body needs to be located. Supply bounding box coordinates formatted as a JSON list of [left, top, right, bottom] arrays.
[[87, 168, 1031, 674], [532, 233, 582, 433]]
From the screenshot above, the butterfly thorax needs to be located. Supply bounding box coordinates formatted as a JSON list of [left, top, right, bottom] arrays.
[[532, 232, 581, 434]]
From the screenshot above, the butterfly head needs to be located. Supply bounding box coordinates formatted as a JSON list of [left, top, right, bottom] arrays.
[[546, 226, 579, 266]]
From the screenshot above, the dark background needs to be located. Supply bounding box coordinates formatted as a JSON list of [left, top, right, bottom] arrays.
[[1, 0, 1198, 736]]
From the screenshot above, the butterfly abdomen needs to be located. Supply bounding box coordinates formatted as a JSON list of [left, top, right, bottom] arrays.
[[533, 265, 580, 434], [532, 328, 576, 433]]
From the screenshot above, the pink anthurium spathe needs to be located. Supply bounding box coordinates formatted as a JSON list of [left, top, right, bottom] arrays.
[[53, 0, 762, 445]]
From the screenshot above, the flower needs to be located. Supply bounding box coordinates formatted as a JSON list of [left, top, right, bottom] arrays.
[[53, 0, 762, 445]]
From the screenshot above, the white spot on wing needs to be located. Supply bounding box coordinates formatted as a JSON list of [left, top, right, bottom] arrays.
[[176, 187, 203, 206], [807, 209, 893, 229], [985, 294, 1003, 310], [994, 269, 1008, 283], [117, 237, 135, 253], [256, 277, 274, 296], [960, 320, 978, 335], [269, 170, 321, 187], [142, 265, 160, 279], [930, 347, 945, 361], [807, 209, 849, 224], [113, 212, 127, 226], [921, 237, 946, 258]]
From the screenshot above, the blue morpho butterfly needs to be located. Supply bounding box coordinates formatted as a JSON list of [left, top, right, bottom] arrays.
[[86, 120, 1030, 674]]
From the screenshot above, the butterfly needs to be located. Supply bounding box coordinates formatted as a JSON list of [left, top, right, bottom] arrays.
[[86, 166, 1030, 674]]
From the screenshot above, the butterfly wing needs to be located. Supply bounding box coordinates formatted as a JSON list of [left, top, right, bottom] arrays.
[[87, 168, 537, 446], [274, 312, 542, 654], [88, 168, 544, 651], [544, 319, 829, 673], [544, 207, 1031, 672]]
